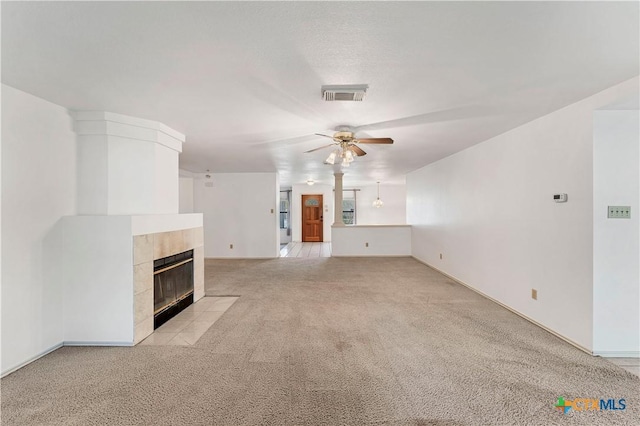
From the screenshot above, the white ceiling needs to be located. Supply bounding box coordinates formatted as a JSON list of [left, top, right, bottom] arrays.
[[2, 1, 638, 186]]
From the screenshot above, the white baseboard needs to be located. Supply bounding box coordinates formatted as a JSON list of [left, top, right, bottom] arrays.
[[2, 340, 136, 378], [1, 342, 64, 378], [205, 257, 278, 260], [593, 351, 640, 358], [63, 341, 133, 347], [412, 256, 592, 355], [331, 254, 411, 258]]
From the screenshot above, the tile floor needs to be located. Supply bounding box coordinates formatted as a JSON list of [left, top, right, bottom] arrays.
[[604, 357, 640, 377], [280, 241, 331, 258], [139, 296, 238, 346]]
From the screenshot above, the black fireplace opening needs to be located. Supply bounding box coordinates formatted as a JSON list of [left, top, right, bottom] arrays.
[[154, 249, 194, 329]]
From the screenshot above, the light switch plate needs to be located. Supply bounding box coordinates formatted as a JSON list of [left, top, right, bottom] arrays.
[[608, 206, 631, 219]]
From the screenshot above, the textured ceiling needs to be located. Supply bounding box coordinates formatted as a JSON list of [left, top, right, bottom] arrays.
[[2, 1, 638, 186]]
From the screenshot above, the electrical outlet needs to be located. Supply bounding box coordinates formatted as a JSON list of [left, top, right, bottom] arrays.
[[439, 253, 443, 260], [365, 242, 369, 247], [531, 289, 537, 300], [230, 244, 233, 249], [608, 206, 631, 219]]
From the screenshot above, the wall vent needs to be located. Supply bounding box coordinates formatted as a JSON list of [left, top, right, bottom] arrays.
[[322, 84, 368, 102]]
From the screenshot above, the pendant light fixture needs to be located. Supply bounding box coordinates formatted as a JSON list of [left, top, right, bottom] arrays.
[[372, 181, 384, 208]]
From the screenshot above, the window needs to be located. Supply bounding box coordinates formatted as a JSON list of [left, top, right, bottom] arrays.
[[279, 190, 291, 230], [342, 189, 357, 225]]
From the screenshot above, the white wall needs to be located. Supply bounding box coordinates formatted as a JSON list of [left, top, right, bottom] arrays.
[[331, 225, 411, 256], [407, 77, 639, 351], [593, 110, 640, 356], [280, 229, 292, 244], [0, 85, 3, 375], [354, 183, 407, 225], [153, 142, 180, 214], [291, 183, 334, 242], [194, 173, 280, 258], [107, 138, 157, 214], [1, 85, 77, 374], [179, 177, 194, 213]]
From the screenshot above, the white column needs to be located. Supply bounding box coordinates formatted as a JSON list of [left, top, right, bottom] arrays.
[[333, 172, 345, 226], [73, 111, 184, 215]]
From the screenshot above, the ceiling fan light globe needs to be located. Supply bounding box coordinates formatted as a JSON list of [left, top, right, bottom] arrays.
[[325, 151, 337, 164]]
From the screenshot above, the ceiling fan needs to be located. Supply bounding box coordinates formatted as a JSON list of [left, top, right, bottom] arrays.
[[304, 130, 393, 166]]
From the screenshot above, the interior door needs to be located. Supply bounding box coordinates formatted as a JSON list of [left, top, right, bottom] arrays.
[[302, 194, 323, 242]]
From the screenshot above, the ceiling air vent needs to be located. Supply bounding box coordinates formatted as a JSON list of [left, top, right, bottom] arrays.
[[322, 84, 369, 102]]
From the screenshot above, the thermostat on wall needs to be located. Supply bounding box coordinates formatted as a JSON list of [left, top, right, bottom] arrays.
[[553, 193, 568, 203]]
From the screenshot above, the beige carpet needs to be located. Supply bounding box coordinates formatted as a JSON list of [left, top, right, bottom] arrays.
[[1, 257, 638, 425]]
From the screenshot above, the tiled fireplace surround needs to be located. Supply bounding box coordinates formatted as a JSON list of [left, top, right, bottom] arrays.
[[133, 228, 204, 344]]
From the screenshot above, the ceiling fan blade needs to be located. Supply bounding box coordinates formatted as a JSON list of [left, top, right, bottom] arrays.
[[349, 145, 367, 156], [304, 143, 336, 153], [315, 133, 337, 140], [355, 138, 394, 144]]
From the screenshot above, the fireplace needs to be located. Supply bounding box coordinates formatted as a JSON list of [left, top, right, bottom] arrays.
[[154, 249, 194, 329], [55, 112, 203, 346]]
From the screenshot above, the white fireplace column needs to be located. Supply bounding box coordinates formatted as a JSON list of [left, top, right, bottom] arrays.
[[73, 111, 184, 215], [334, 172, 345, 226]]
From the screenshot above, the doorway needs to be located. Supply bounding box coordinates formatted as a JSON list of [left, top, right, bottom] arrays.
[[302, 194, 323, 242]]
